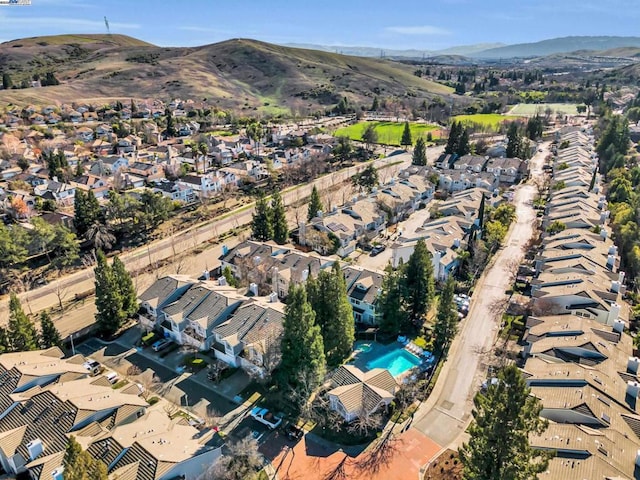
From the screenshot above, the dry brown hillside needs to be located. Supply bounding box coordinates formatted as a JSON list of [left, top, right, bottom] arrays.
[[0, 35, 454, 114]]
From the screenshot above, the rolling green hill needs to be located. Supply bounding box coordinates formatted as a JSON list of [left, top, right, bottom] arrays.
[[0, 35, 454, 113]]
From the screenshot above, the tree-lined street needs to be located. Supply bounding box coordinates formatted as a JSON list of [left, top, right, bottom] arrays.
[[412, 142, 548, 448]]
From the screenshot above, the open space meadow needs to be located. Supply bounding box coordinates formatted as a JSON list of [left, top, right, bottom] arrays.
[[452, 113, 522, 131], [333, 121, 441, 146], [507, 103, 581, 116]]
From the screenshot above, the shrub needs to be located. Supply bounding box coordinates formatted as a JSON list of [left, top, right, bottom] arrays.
[[148, 396, 160, 405]]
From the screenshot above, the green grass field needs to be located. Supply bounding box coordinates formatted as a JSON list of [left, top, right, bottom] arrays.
[[452, 113, 522, 130], [334, 121, 440, 146], [507, 103, 581, 116]]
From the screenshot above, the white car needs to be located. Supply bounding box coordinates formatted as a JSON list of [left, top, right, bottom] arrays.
[[250, 407, 283, 429], [105, 371, 119, 384]]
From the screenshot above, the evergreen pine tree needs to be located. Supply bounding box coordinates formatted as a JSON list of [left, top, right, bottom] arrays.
[[73, 189, 88, 235], [251, 194, 273, 241], [478, 193, 486, 230], [2, 73, 12, 89], [371, 96, 380, 111], [433, 276, 458, 356], [39, 311, 63, 349], [7, 293, 39, 352], [377, 263, 407, 335], [94, 250, 124, 336], [165, 108, 176, 137], [306, 263, 354, 367], [460, 364, 551, 480], [64, 436, 109, 480], [400, 121, 413, 147], [271, 190, 288, 245], [445, 121, 462, 155], [112, 256, 137, 317], [278, 285, 326, 400], [307, 185, 323, 221], [412, 137, 427, 166], [457, 128, 471, 156], [506, 122, 521, 158], [402, 239, 435, 322]]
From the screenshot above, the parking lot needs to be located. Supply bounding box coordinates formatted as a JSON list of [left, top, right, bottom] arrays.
[[76, 338, 237, 418]]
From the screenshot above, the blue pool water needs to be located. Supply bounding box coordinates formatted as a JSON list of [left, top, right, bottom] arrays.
[[366, 348, 421, 377]]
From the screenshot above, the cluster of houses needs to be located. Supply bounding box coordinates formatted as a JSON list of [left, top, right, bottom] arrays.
[[433, 152, 529, 193], [0, 100, 335, 225], [521, 127, 640, 478], [0, 348, 222, 480]]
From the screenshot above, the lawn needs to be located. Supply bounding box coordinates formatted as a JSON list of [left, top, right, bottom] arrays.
[[334, 121, 440, 146], [452, 113, 522, 130], [507, 103, 582, 116]]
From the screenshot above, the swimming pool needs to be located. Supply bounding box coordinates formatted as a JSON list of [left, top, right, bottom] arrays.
[[366, 348, 421, 377]]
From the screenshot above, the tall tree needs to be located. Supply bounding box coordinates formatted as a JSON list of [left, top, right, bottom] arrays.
[[50, 225, 80, 270], [371, 96, 380, 111], [433, 275, 458, 356], [278, 285, 326, 402], [2, 73, 12, 90], [112, 256, 137, 317], [270, 189, 288, 245], [7, 293, 39, 352], [457, 128, 471, 156], [506, 122, 522, 158], [64, 436, 108, 480], [445, 121, 462, 155], [73, 190, 100, 236], [39, 311, 63, 349], [402, 239, 435, 322], [86, 222, 116, 252], [400, 121, 413, 147], [165, 108, 176, 137], [460, 364, 550, 480], [377, 263, 407, 336], [251, 194, 273, 241], [246, 122, 264, 157], [361, 123, 378, 153], [352, 164, 379, 193], [412, 136, 427, 166], [0, 223, 28, 270], [306, 263, 355, 367], [307, 185, 323, 221], [94, 250, 124, 336]]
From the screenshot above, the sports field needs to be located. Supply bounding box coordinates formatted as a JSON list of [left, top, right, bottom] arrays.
[[334, 121, 440, 146], [507, 103, 582, 116], [452, 113, 522, 130]]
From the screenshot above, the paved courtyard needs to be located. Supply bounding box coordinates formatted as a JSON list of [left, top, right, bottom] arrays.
[[267, 428, 441, 480]]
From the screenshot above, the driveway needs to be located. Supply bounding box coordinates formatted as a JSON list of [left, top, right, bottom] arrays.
[[77, 338, 237, 418], [412, 143, 549, 448]]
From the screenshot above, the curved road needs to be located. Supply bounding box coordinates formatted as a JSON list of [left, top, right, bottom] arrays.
[[412, 143, 548, 448], [0, 152, 415, 318]]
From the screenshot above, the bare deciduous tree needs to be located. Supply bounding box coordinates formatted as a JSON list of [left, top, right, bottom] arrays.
[[346, 409, 383, 437], [199, 437, 263, 480]]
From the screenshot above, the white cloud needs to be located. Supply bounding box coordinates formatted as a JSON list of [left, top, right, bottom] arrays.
[[384, 25, 451, 35]]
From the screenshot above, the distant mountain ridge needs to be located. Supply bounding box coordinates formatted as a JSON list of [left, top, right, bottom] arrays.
[[283, 42, 505, 58], [471, 36, 640, 58]]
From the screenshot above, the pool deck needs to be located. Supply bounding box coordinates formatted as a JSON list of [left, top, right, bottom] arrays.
[[350, 340, 417, 372]]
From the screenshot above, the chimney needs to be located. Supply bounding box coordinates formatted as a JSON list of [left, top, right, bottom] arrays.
[[217, 276, 226, 286], [607, 303, 621, 326], [249, 283, 258, 296], [599, 210, 610, 224], [202, 270, 210, 281], [301, 268, 309, 282], [613, 318, 625, 334], [606, 254, 616, 269], [27, 438, 44, 461], [317, 210, 323, 218], [619, 271, 626, 285], [608, 245, 618, 256], [628, 357, 640, 374], [453, 238, 461, 248], [269, 292, 278, 303], [600, 229, 608, 239], [52, 467, 64, 480], [627, 381, 640, 398], [222, 245, 229, 256], [611, 280, 621, 294], [598, 196, 606, 209]]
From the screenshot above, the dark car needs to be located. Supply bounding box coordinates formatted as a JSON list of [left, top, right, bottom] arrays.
[[285, 424, 304, 441], [370, 245, 386, 257]]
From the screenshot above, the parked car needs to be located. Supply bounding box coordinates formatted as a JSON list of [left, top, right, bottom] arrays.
[[105, 371, 119, 384], [250, 407, 283, 429], [285, 424, 304, 441], [370, 245, 386, 257], [83, 360, 102, 376], [152, 339, 172, 352]]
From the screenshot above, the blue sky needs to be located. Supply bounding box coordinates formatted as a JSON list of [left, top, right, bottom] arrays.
[[1, 0, 638, 49]]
